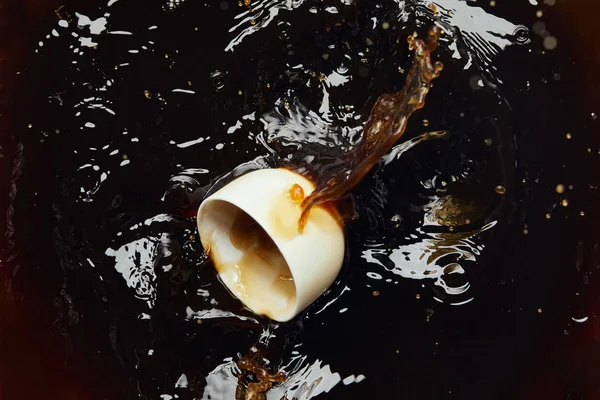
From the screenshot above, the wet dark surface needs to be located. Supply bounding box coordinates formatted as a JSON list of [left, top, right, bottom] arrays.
[[1, 0, 600, 399]]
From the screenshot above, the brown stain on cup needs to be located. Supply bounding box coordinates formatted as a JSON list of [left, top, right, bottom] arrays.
[[207, 207, 296, 320], [269, 179, 343, 240]]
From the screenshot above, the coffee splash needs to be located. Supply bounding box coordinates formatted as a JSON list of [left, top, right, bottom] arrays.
[[299, 26, 444, 229]]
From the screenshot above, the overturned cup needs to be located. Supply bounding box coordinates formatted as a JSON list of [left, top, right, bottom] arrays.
[[197, 168, 345, 322]]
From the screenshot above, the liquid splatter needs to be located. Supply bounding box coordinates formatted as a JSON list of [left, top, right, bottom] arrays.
[[299, 26, 444, 228], [4, 0, 595, 399]]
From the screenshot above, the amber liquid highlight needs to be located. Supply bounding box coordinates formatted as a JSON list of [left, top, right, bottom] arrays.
[[299, 26, 444, 228]]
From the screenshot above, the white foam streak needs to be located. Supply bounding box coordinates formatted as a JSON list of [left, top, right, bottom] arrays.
[[105, 238, 158, 307]]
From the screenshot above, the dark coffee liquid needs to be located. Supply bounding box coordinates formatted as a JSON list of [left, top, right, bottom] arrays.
[[298, 25, 443, 227], [1, 0, 600, 399]]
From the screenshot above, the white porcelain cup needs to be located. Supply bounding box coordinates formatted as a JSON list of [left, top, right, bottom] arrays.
[[197, 168, 345, 322]]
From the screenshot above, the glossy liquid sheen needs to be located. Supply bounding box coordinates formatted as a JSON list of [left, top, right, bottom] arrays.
[[2, 0, 600, 399]]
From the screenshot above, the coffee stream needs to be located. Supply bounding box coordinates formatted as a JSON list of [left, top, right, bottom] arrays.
[[299, 26, 444, 229], [240, 26, 445, 397]]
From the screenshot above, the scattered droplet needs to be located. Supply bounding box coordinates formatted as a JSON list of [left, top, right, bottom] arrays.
[[532, 21, 546, 35], [210, 70, 226, 91], [336, 62, 349, 75], [566, 133, 572, 139], [543, 36, 558, 50], [545, 213, 551, 219], [469, 75, 484, 90], [422, 119, 430, 127], [489, 0, 496, 6], [495, 185, 506, 194], [28, 124, 33, 129], [580, 211, 585, 216], [484, 138, 493, 146], [415, 294, 420, 299], [592, 112, 598, 120], [561, 199, 569, 207], [382, 21, 390, 30], [555, 184, 565, 194], [372, 290, 380, 297], [537, 308, 543, 313], [536, 10, 543, 18], [277, 20, 291, 41]]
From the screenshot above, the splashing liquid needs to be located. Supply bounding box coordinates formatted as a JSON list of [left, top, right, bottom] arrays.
[[298, 25, 445, 229], [3, 0, 600, 399]]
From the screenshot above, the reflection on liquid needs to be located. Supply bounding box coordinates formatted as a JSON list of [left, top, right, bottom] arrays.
[[227, 0, 529, 83], [2, 0, 545, 397], [363, 211, 497, 305], [105, 238, 158, 307], [201, 353, 364, 400]]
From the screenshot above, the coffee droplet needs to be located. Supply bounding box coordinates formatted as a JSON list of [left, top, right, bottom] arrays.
[[372, 290, 380, 297], [561, 199, 569, 207], [422, 119, 430, 127], [543, 36, 558, 50], [495, 185, 506, 194], [289, 183, 305, 203], [555, 184, 565, 194]]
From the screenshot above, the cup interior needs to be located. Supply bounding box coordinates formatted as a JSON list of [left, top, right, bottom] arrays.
[[199, 199, 297, 320]]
